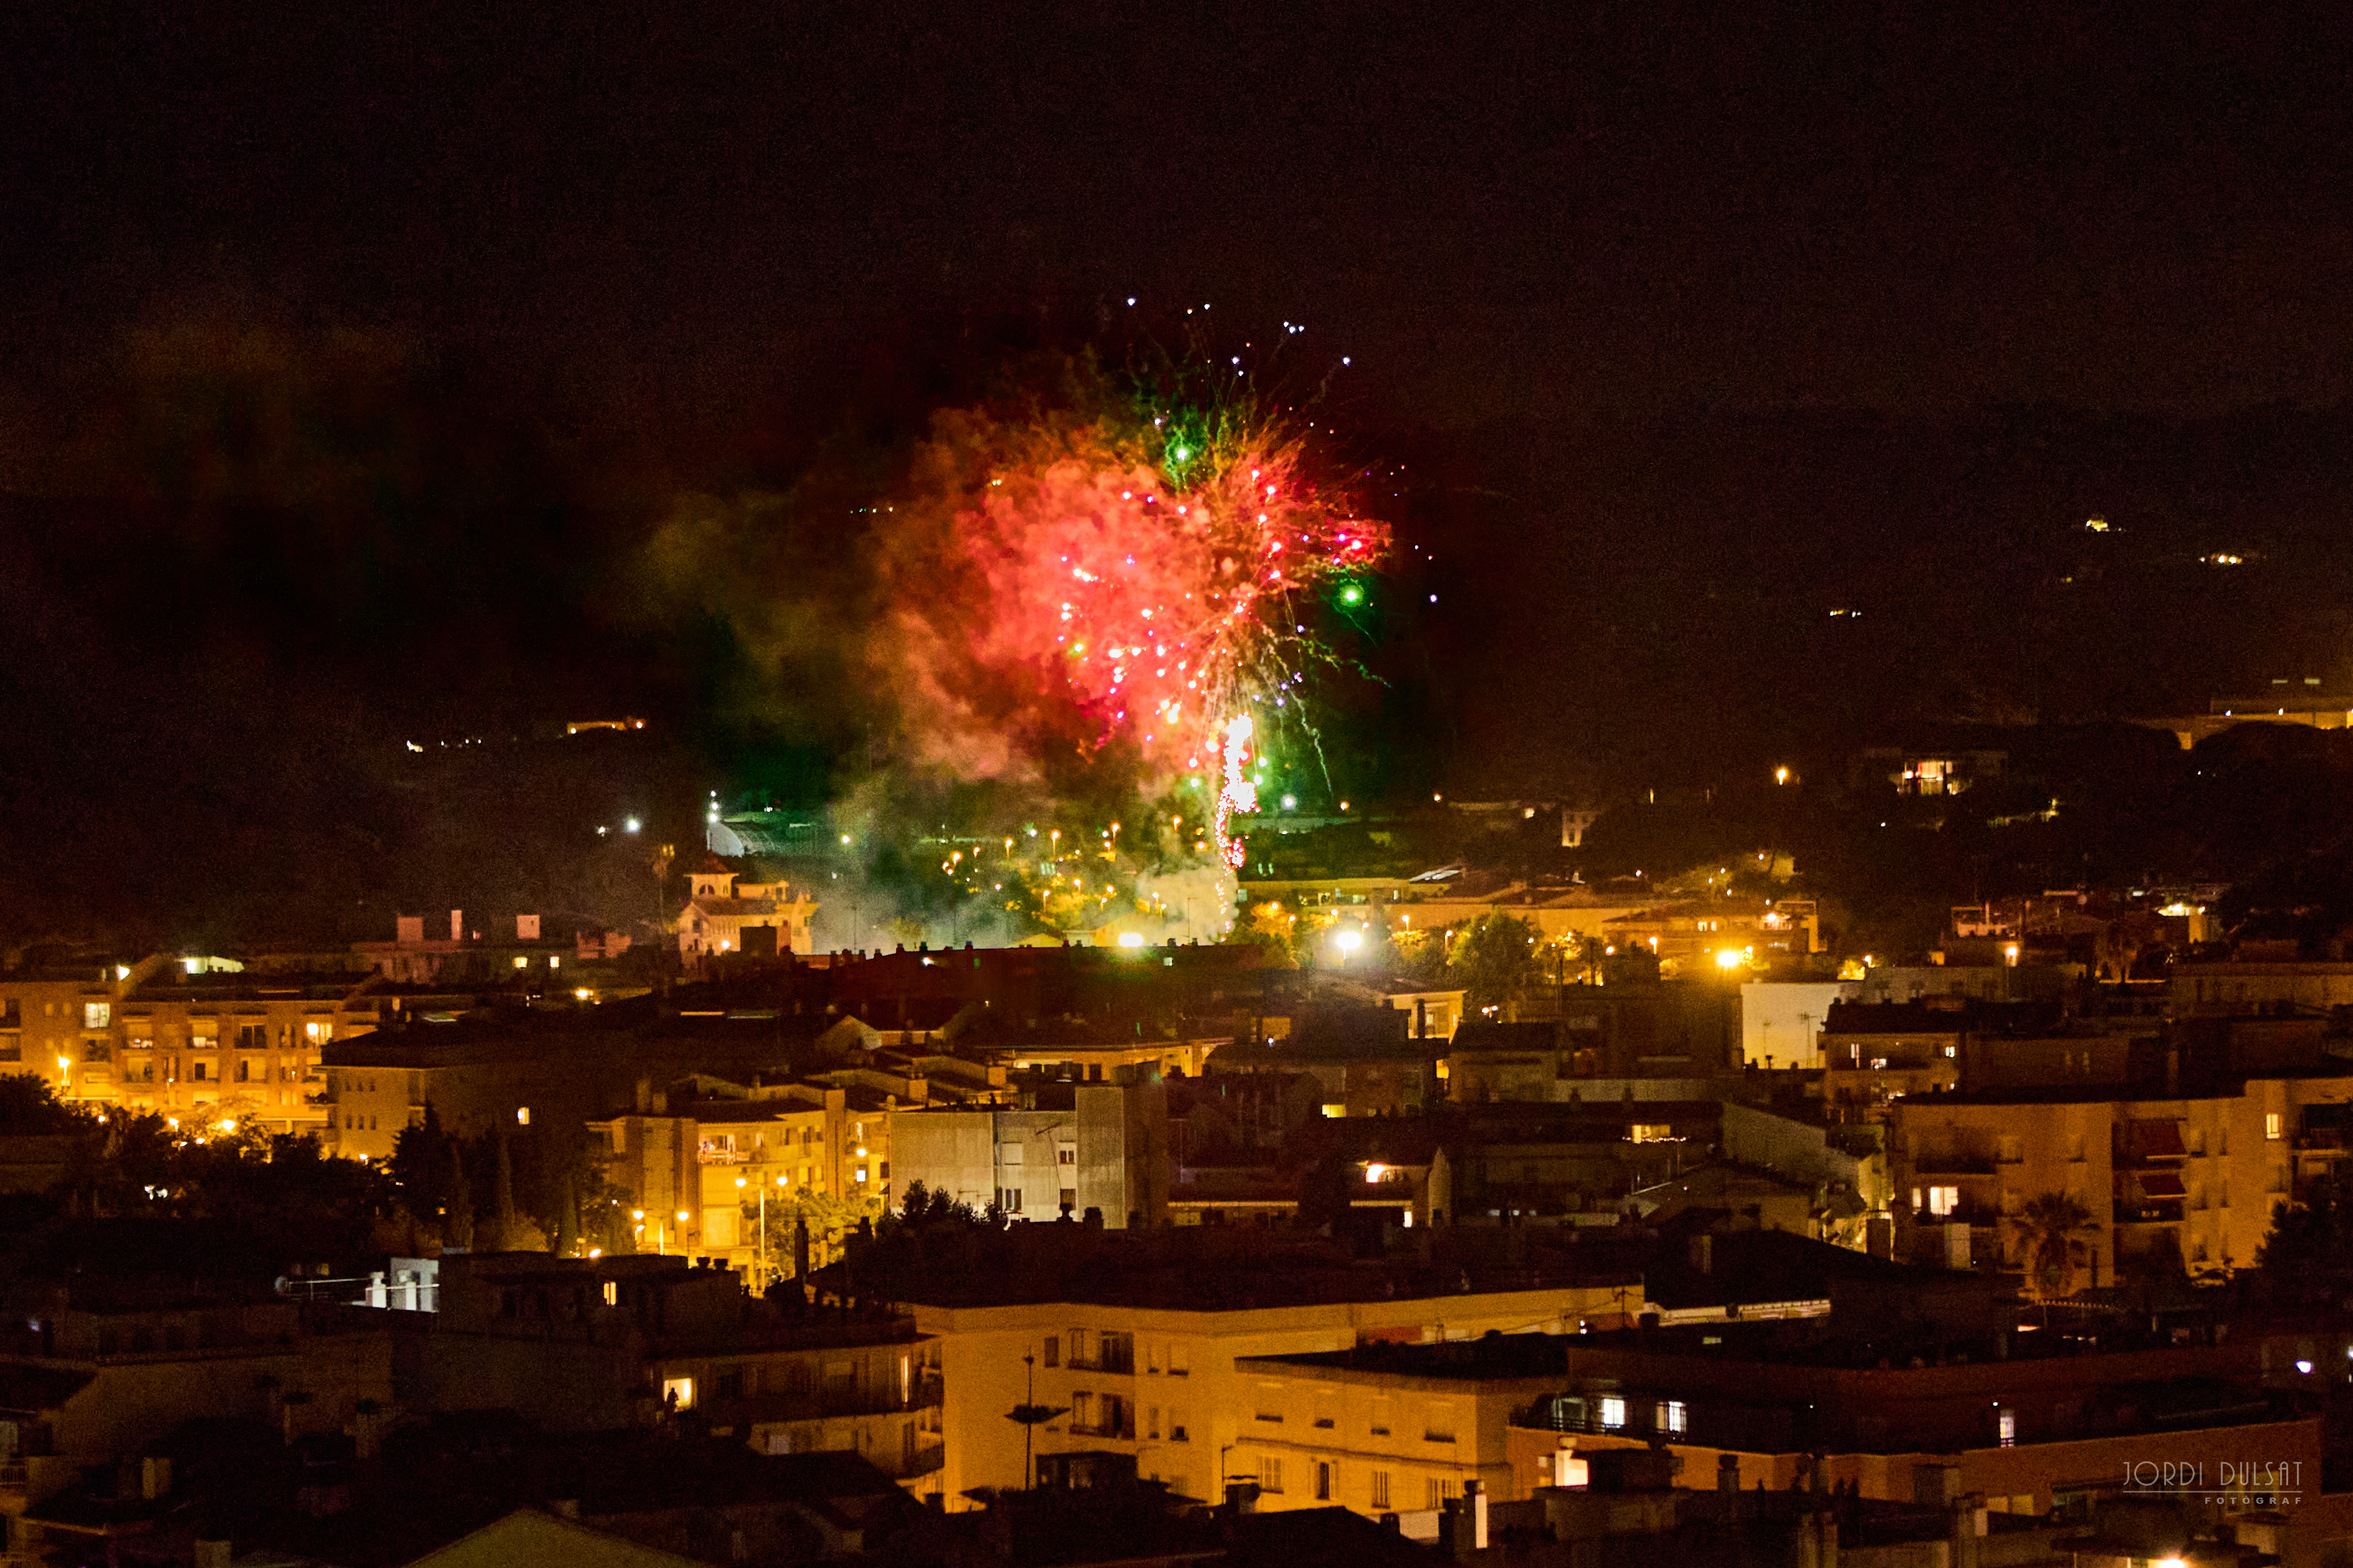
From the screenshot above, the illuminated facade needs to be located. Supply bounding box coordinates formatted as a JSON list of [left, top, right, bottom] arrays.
[[0, 959, 377, 1134], [909, 1283, 1619, 1509], [1889, 1067, 2353, 1280], [592, 1088, 892, 1275], [677, 857, 818, 961]]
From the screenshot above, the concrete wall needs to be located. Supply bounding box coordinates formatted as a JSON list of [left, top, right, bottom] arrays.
[[1739, 982, 1846, 1068], [888, 1110, 998, 1212], [1720, 1101, 1890, 1215]]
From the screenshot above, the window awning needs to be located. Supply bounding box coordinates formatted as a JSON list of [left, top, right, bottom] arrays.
[[2137, 1172, 2187, 1198], [2132, 1119, 2187, 1157]]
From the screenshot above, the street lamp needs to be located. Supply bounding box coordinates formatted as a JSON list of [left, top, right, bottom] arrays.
[[738, 1175, 787, 1286], [1006, 1352, 1070, 1491]]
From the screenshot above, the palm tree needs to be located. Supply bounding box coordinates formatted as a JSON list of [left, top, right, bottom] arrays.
[[2007, 1192, 2100, 1303]]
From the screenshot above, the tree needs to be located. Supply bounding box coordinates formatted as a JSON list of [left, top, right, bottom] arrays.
[[745, 1186, 883, 1276], [1446, 912, 1544, 1012], [2254, 1170, 2353, 1303], [1383, 927, 1448, 987], [2005, 1192, 2100, 1300], [0, 1074, 92, 1136], [1223, 901, 1299, 968]]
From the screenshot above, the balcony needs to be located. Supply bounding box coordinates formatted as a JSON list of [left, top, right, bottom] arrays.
[[1067, 1339, 1135, 1376], [882, 1440, 947, 1481], [1910, 1151, 1997, 1176], [0, 1459, 26, 1493], [699, 1380, 939, 1426]]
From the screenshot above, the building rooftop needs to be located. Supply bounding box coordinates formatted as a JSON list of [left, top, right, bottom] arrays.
[[829, 1223, 1641, 1313]]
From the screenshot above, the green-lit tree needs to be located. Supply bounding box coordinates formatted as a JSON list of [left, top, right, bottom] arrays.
[[744, 1185, 884, 1277], [1446, 911, 1544, 1012]]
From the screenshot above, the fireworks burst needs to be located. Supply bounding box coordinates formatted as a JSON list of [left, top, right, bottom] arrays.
[[890, 366, 1388, 869]]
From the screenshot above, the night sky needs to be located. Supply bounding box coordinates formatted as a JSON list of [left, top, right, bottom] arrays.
[[4, 2, 2351, 943]]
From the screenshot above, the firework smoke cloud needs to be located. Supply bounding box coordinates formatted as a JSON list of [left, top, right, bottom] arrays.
[[649, 343, 1390, 946]]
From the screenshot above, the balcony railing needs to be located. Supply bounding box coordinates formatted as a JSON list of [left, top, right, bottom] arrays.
[[1910, 1152, 1997, 1175], [0, 1459, 27, 1493]]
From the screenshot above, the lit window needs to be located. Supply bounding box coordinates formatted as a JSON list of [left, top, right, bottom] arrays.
[[2267, 1113, 2283, 1141], [602, 1281, 618, 1306], [84, 1003, 110, 1029], [1997, 1409, 2015, 1448], [855, 1167, 869, 1183], [1659, 1400, 1687, 1434], [1926, 1186, 1960, 1217], [662, 1377, 695, 1410], [1598, 1396, 1627, 1429], [516, 1107, 530, 1126]]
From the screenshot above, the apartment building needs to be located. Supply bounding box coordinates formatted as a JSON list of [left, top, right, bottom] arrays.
[[114, 970, 379, 1133], [0, 967, 120, 1108], [846, 1227, 1625, 1508], [1512, 1347, 2317, 1524], [890, 1077, 1167, 1225], [646, 1329, 942, 1486], [1225, 1318, 2317, 1534], [2172, 959, 2353, 1017], [408, 1252, 944, 1491], [1230, 1336, 1568, 1517], [592, 1086, 894, 1271], [0, 1281, 396, 1556], [0, 960, 379, 1133], [1888, 1065, 2353, 1279]]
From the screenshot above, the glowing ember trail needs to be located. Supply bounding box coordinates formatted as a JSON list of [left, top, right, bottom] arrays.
[[1218, 714, 1259, 868]]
